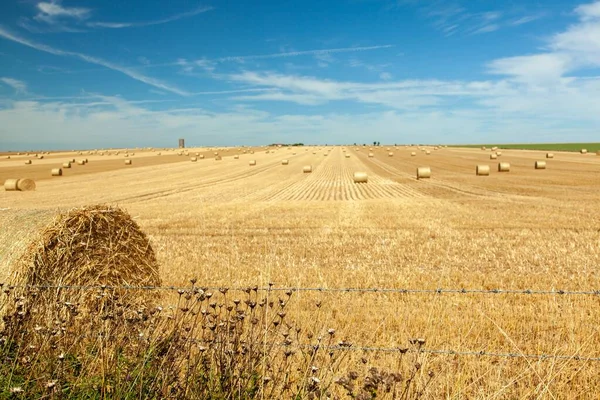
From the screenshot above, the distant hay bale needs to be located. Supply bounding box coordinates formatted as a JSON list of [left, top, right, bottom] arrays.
[[581, 149, 588, 154], [51, 168, 62, 176], [215, 155, 222, 161], [476, 165, 490, 176], [25, 160, 32, 165], [16, 179, 36, 191], [214, 152, 219, 156], [411, 152, 416, 156], [157, 152, 161, 155], [416, 167, 431, 179], [249, 160, 256, 166], [4, 179, 20, 191], [250, 150, 254, 154], [345, 154, 350, 158], [491, 147, 498, 151], [388, 152, 393, 157], [199, 154, 205, 159], [303, 165, 312, 173], [496, 151, 502, 156], [498, 162, 510, 172], [353, 172, 368, 183], [481, 146, 486, 150], [368, 153, 374, 158], [195, 152, 200, 156], [490, 154, 498, 160], [191, 157, 197, 162], [282, 159, 289, 165], [425, 150, 431, 155], [546, 153, 554, 159], [0, 205, 161, 329], [62, 162, 71, 168], [125, 159, 132, 165], [313, 152, 317, 155], [234, 155, 239, 159], [6, 156, 10, 159], [324, 153, 327, 156], [77, 160, 85, 165], [535, 161, 546, 169], [38, 155, 44, 159]]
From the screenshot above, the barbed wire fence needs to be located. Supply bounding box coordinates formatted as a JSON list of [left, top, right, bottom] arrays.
[[2, 282, 600, 363]]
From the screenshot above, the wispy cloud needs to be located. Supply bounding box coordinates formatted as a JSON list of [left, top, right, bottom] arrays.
[[0, 77, 27, 94], [510, 14, 545, 26], [86, 6, 213, 29], [0, 26, 189, 95], [216, 45, 394, 62], [34, 1, 92, 24]]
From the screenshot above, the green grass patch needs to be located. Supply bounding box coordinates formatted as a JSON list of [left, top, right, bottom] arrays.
[[451, 143, 600, 152]]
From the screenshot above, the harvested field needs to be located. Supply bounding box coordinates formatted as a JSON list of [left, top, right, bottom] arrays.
[[1, 145, 600, 397]]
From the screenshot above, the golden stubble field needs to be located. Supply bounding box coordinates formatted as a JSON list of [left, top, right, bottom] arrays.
[[1, 145, 600, 398]]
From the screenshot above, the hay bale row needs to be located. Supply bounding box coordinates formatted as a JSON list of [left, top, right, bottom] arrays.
[[4, 179, 36, 191]]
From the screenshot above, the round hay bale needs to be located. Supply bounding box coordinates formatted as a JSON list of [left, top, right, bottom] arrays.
[[234, 155, 239, 159], [0, 205, 161, 330], [546, 153, 554, 159], [125, 159, 132, 165], [249, 160, 256, 166], [476, 165, 490, 176], [345, 154, 350, 158], [323, 153, 327, 156], [215, 155, 222, 161], [368, 153, 374, 158], [496, 151, 502, 156], [6, 156, 10, 159], [490, 154, 498, 160], [416, 167, 431, 179], [481, 146, 486, 150], [17, 179, 36, 191], [388, 152, 393, 157], [214, 152, 219, 156], [491, 147, 498, 151], [425, 150, 431, 155], [4, 179, 19, 191], [157, 152, 161, 155], [195, 152, 200, 156], [250, 150, 254, 154], [282, 159, 289, 165], [38, 155, 44, 159], [535, 161, 546, 169], [411, 152, 416, 157], [62, 162, 71, 168], [191, 157, 197, 162], [596, 150, 600, 156], [498, 162, 510, 172], [77, 160, 85, 165], [25, 160, 32, 165], [353, 172, 368, 183], [303, 165, 312, 173], [581, 149, 588, 154], [199, 154, 205, 159], [51, 168, 62, 176]]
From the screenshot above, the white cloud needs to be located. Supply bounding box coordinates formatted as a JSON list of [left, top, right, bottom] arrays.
[[575, 1, 600, 21], [510, 14, 544, 26], [86, 6, 213, 29], [34, 2, 91, 23], [379, 72, 392, 80], [0, 26, 188, 95], [0, 77, 27, 93], [216, 45, 394, 63], [488, 1, 600, 82], [487, 53, 572, 83]]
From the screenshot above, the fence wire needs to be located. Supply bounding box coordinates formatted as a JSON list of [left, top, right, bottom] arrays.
[[2, 283, 599, 296]]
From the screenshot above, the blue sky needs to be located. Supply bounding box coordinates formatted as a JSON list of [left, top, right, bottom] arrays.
[[0, 0, 599, 149]]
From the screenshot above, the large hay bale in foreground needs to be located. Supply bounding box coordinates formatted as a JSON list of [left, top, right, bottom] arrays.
[[0, 205, 161, 325]]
